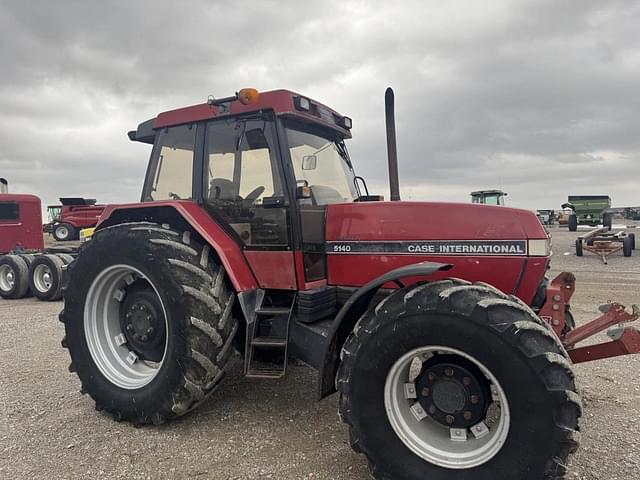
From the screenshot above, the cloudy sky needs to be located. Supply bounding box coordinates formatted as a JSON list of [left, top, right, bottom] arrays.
[[1, 0, 639, 212]]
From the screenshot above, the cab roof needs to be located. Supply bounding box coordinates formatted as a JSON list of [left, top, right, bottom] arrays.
[[130, 89, 352, 144]]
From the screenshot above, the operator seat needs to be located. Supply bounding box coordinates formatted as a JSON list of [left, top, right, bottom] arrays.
[[209, 178, 237, 202]]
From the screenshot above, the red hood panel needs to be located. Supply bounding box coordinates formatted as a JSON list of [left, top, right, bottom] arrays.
[[326, 201, 547, 241]]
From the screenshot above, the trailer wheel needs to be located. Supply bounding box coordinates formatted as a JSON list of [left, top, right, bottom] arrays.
[[29, 254, 65, 301], [628, 233, 636, 250], [56, 253, 75, 264], [337, 280, 581, 480], [568, 214, 578, 232], [53, 223, 77, 241], [623, 236, 633, 257], [61, 222, 237, 425], [602, 213, 612, 230], [0, 255, 30, 299], [575, 239, 583, 257], [18, 253, 36, 267]]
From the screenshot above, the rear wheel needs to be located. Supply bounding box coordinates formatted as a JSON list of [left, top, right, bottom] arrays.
[[568, 214, 578, 232], [602, 213, 612, 230], [29, 254, 65, 301], [61, 222, 237, 425], [54, 223, 77, 241], [628, 233, 636, 250], [0, 255, 30, 299], [337, 280, 581, 480], [575, 239, 583, 257], [623, 236, 633, 257]]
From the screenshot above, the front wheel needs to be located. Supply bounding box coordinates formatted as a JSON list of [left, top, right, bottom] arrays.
[[53, 223, 77, 241], [61, 223, 238, 425], [337, 280, 581, 480], [568, 214, 578, 232]]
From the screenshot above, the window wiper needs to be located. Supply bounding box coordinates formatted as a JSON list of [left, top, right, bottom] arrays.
[[336, 141, 353, 169], [152, 155, 164, 192]]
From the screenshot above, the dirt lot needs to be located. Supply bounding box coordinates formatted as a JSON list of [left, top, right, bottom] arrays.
[[1, 227, 639, 479]]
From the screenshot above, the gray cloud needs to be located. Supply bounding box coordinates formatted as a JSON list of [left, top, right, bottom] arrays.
[[1, 0, 639, 211]]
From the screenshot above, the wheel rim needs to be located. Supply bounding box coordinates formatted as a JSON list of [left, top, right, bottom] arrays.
[[32, 264, 53, 293], [0, 264, 15, 291], [84, 264, 168, 389], [56, 226, 69, 239], [384, 346, 510, 469]]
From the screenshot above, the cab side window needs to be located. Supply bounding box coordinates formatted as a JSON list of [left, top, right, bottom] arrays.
[[146, 124, 196, 201], [205, 118, 288, 247]]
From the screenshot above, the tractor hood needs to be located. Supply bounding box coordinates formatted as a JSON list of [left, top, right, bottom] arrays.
[[324, 201, 550, 302], [326, 201, 548, 243]]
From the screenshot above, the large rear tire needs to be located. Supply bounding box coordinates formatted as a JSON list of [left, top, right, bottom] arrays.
[[568, 214, 578, 232], [0, 254, 30, 299], [61, 222, 237, 425], [337, 280, 581, 480]]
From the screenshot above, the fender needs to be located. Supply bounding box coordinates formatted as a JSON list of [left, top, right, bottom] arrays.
[[96, 201, 258, 292], [318, 261, 452, 399]]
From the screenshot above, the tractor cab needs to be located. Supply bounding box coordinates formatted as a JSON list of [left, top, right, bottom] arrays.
[[130, 89, 368, 288], [47, 205, 62, 223], [470, 189, 507, 206]]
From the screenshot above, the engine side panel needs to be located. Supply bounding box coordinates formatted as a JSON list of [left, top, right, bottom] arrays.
[[325, 201, 549, 304]]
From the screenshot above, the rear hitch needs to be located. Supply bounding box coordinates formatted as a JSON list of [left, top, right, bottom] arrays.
[[540, 272, 640, 363]]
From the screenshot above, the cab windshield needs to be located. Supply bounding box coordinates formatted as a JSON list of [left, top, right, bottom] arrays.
[[286, 126, 357, 205]]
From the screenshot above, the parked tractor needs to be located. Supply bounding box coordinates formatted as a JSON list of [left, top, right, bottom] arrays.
[[562, 195, 612, 231], [60, 89, 639, 480], [470, 189, 507, 205], [0, 179, 76, 301], [45, 197, 106, 241]]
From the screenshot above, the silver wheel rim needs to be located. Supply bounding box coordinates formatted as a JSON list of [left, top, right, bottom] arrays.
[[384, 346, 510, 469], [56, 225, 69, 239], [0, 264, 15, 291], [33, 264, 53, 293], [84, 264, 168, 389]]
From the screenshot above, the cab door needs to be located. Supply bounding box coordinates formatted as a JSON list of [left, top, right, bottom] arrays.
[[203, 115, 297, 290]]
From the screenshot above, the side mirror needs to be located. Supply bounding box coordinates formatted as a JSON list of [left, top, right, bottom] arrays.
[[302, 155, 317, 170]]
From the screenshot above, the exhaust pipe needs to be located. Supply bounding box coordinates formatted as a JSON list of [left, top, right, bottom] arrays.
[[0, 178, 7, 194], [385, 87, 401, 201]]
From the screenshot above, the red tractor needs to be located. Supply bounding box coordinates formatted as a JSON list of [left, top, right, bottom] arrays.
[[46, 197, 106, 241], [61, 89, 639, 480], [0, 179, 75, 301]]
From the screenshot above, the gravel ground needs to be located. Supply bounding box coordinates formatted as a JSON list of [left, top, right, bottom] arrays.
[[1, 226, 638, 479]]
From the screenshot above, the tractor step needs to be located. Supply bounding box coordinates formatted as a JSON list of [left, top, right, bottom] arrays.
[[255, 306, 292, 316], [246, 367, 288, 379], [251, 337, 287, 348], [245, 291, 296, 379]]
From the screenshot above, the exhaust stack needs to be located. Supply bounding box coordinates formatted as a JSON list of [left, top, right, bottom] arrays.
[[0, 178, 7, 194], [385, 87, 401, 201]]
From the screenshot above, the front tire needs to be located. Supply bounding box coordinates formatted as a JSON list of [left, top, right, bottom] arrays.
[[61, 222, 237, 425], [53, 223, 77, 241], [568, 214, 578, 232], [337, 280, 581, 480]]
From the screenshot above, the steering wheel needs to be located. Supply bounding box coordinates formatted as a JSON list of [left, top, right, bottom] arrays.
[[242, 186, 265, 206]]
